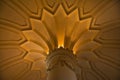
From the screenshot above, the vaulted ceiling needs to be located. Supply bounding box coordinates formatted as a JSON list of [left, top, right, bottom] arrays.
[[0, 0, 120, 80]]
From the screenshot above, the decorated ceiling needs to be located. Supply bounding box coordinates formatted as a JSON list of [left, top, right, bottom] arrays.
[[0, 0, 120, 80]]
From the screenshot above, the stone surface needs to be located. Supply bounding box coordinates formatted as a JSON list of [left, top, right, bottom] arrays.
[[0, 0, 120, 80]]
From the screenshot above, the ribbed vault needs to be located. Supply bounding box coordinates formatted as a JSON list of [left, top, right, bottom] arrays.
[[0, 0, 120, 80]]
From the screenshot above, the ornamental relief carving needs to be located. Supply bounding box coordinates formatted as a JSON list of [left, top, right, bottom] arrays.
[[0, 0, 120, 80]]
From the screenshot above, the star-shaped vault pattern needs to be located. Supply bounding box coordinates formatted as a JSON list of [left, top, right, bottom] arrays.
[[0, 0, 120, 80], [21, 5, 99, 79]]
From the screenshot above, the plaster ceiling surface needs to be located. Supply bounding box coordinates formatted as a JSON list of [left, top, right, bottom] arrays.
[[0, 0, 120, 80]]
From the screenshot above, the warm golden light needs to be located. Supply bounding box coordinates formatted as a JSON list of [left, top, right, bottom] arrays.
[[0, 0, 120, 80], [21, 5, 99, 55], [58, 44, 64, 48]]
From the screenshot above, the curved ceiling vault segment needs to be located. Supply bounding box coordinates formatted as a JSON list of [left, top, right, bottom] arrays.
[[0, 0, 120, 80]]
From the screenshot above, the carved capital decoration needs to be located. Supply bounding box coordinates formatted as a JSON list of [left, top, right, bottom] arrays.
[[46, 47, 78, 70], [0, 0, 120, 80], [46, 47, 80, 80]]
